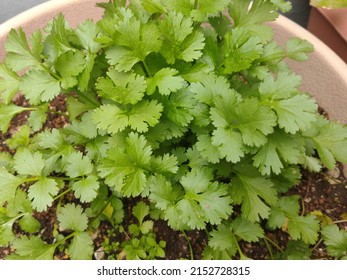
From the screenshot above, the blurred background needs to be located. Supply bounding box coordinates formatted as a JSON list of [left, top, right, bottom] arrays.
[[0, 0, 48, 24]]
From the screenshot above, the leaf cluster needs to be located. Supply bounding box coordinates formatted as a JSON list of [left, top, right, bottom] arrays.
[[0, 0, 346, 259]]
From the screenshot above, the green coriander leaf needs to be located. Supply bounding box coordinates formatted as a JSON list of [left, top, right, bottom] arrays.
[[78, 53, 97, 91], [253, 130, 304, 175], [208, 223, 238, 257], [159, 11, 205, 64], [57, 203, 88, 232], [19, 70, 61, 105], [190, 74, 235, 106], [176, 198, 205, 229], [141, 0, 166, 14], [5, 125, 30, 150], [14, 149, 45, 177], [231, 217, 264, 242], [92, 104, 128, 133], [65, 111, 98, 141], [190, 0, 230, 21], [148, 175, 182, 211], [176, 168, 232, 229], [9, 236, 55, 260], [288, 215, 320, 245], [286, 38, 314, 61], [148, 176, 187, 230], [259, 72, 302, 99], [147, 68, 185, 95], [282, 240, 311, 260], [132, 201, 149, 225], [98, 133, 152, 197], [28, 178, 58, 211], [0, 104, 31, 132], [92, 100, 163, 133], [212, 127, 245, 163], [141, 220, 154, 234], [55, 50, 85, 89], [105, 46, 141, 72], [309, 118, 347, 169], [179, 31, 206, 62], [75, 19, 101, 53], [161, 87, 195, 127], [236, 98, 277, 147], [196, 134, 220, 163], [106, 13, 161, 71], [6, 189, 32, 216], [164, 0, 192, 16], [231, 174, 277, 222], [43, 14, 75, 61], [0, 152, 13, 171], [321, 224, 347, 258], [67, 96, 95, 120], [150, 154, 178, 174], [0, 64, 19, 104], [180, 167, 212, 193], [55, 50, 85, 77], [259, 41, 286, 63], [30, 30, 43, 59], [28, 104, 49, 132], [5, 28, 42, 71], [18, 214, 41, 234], [96, 68, 146, 104], [222, 27, 263, 74], [0, 169, 23, 206], [229, 0, 278, 27], [267, 195, 300, 229], [0, 214, 16, 246], [271, 0, 292, 12], [36, 128, 66, 149], [85, 137, 109, 163], [72, 175, 100, 203], [64, 151, 93, 178], [197, 182, 233, 226], [274, 94, 318, 134], [68, 232, 94, 260]]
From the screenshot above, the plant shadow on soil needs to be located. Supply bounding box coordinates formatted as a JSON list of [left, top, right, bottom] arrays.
[[0, 94, 346, 260]]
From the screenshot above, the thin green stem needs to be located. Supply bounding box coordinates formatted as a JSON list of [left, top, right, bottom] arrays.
[[182, 231, 194, 260], [311, 238, 323, 253], [193, 0, 199, 10], [333, 219, 347, 224], [48, 176, 80, 181], [235, 239, 248, 259], [55, 232, 76, 247], [264, 235, 284, 253], [53, 187, 73, 201], [263, 237, 274, 260], [21, 177, 40, 184], [78, 91, 100, 108], [90, 196, 113, 224], [141, 60, 152, 77]]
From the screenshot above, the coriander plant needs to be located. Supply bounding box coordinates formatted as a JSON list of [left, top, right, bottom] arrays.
[[0, 0, 347, 260]]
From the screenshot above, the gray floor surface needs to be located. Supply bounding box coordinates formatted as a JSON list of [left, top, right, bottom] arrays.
[[0, 0, 48, 24]]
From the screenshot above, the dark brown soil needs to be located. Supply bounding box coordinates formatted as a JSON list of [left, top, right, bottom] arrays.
[[0, 94, 346, 260]]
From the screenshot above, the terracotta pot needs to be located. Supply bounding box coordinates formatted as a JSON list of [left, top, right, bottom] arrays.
[[307, 7, 347, 63]]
